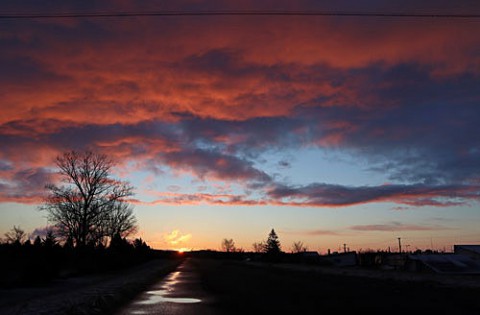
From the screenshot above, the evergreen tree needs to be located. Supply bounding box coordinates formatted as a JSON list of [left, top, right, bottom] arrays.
[[43, 230, 58, 249], [133, 238, 148, 250], [63, 236, 74, 250], [109, 233, 132, 251], [33, 235, 42, 248], [265, 229, 281, 254]]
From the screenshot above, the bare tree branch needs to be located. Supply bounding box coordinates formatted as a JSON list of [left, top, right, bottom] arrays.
[[41, 151, 137, 247]]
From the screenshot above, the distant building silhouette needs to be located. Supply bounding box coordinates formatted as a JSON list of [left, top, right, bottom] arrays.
[[402, 245, 480, 274], [325, 251, 357, 267]]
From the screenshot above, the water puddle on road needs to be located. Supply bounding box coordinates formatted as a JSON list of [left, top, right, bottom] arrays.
[[136, 269, 201, 306], [138, 290, 201, 304]]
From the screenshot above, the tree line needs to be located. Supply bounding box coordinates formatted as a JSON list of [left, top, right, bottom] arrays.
[[222, 229, 281, 254], [0, 151, 155, 287], [217, 229, 317, 263], [223, 229, 308, 254], [0, 225, 152, 287]]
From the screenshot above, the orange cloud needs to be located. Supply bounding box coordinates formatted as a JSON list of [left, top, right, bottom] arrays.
[[2, 14, 478, 128], [164, 229, 192, 246]]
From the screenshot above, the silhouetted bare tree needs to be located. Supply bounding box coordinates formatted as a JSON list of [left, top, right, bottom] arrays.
[[252, 241, 266, 253], [104, 201, 137, 240], [221, 238, 236, 252], [291, 241, 307, 253], [41, 151, 136, 248]]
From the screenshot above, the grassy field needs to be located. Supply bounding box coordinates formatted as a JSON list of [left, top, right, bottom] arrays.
[[194, 259, 480, 314]]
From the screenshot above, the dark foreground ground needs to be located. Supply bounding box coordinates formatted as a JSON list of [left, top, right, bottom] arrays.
[[193, 259, 480, 314], [0, 259, 181, 315], [3, 258, 480, 314]]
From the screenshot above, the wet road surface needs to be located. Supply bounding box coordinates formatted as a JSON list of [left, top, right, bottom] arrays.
[[116, 258, 221, 315]]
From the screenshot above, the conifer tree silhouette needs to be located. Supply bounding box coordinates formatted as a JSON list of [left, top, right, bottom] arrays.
[[265, 229, 281, 255]]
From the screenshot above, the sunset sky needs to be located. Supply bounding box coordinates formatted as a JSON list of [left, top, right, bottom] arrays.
[[1, 1, 480, 253]]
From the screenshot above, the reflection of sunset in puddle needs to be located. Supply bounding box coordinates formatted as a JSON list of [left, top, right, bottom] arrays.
[[136, 270, 201, 305], [164, 271, 180, 291], [138, 290, 201, 304]]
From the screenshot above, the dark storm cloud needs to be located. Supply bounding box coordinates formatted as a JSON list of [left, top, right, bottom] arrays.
[[0, 167, 54, 203], [160, 148, 272, 183], [0, 57, 67, 86], [178, 65, 480, 187], [179, 114, 306, 154], [268, 182, 479, 207], [287, 64, 480, 185], [0, 161, 13, 171]]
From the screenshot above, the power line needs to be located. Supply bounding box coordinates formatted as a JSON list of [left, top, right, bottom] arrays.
[[1, 10, 480, 20]]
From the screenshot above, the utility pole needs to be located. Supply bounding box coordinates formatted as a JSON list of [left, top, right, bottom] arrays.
[[397, 237, 402, 253], [343, 243, 347, 253]]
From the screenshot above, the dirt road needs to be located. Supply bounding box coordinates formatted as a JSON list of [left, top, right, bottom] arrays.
[[116, 258, 220, 315]]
